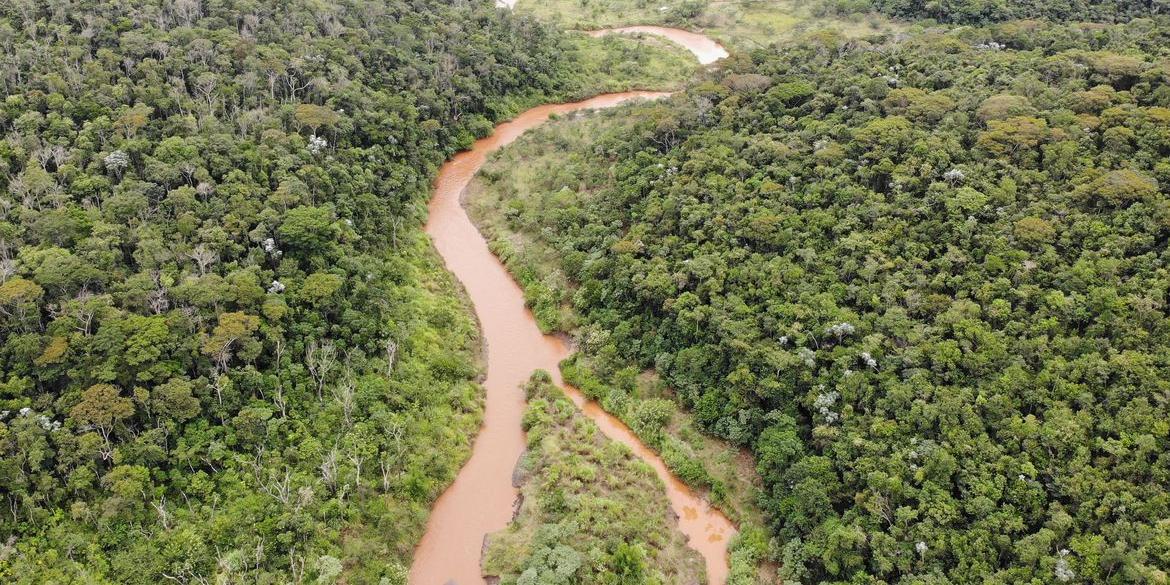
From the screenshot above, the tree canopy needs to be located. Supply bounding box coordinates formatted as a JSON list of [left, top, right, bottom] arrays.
[[0, 0, 686, 581], [470, 17, 1170, 584], [818, 0, 1167, 25]]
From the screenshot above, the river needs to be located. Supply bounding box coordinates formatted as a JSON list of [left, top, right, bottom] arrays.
[[410, 28, 731, 585], [586, 26, 728, 65]]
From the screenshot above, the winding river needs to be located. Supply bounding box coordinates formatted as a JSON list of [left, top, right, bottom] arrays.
[[410, 28, 730, 585]]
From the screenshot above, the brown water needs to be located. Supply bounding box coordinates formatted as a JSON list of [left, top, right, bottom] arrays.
[[410, 31, 734, 585], [586, 26, 729, 65]]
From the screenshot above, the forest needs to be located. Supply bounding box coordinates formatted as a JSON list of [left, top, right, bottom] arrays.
[[816, 0, 1167, 24], [469, 14, 1170, 585], [5, 0, 1170, 582], [0, 0, 691, 582]]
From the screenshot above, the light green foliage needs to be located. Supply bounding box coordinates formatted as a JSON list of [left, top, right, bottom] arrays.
[[279, 205, 338, 254], [483, 372, 702, 585], [515, 0, 900, 49], [566, 33, 698, 94]]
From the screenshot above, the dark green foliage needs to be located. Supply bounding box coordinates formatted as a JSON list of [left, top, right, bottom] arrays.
[[0, 0, 645, 581], [818, 0, 1166, 24], [474, 18, 1170, 585]]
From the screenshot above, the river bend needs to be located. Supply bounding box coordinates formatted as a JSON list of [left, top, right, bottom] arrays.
[[410, 27, 732, 585]]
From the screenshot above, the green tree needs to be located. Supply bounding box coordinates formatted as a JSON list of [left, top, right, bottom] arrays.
[[70, 383, 135, 455]]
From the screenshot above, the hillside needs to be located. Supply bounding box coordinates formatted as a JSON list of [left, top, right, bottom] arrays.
[[6, 0, 1170, 583], [468, 17, 1170, 584], [818, 0, 1165, 24], [0, 1, 690, 582]]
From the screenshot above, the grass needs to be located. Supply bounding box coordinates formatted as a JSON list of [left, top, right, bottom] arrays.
[[482, 372, 704, 584], [515, 0, 690, 31], [465, 170, 576, 334], [515, 0, 906, 50], [699, 0, 906, 48], [477, 30, 697, 126], [561, 356, 776, 583], [568, 31, 701, 94]]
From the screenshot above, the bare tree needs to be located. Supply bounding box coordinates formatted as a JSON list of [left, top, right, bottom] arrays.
[[332, 374, 355, 428], [0, 258, 15, 284], [11, 0, 39, 41], [147, 288, 169, 315], [147, 270, 169, 314], [271, 337, 287, 418], [379, 419, 405, 492], [71, 290, 99, 336], [389, 215, 403, 249], [172, 0, 203, 28], [282, 64, 313, 102], [305, 340, 337, 400], [384, 338, 398, 377], [348, 448, 364, 490], [151, 41, 171, 60], [254, 463, 292, 505], [210, 373, 229, 408], [33, 145, 53, 169], [241, 14, 260, 39], [320, 447, 339, 492], [150, 493, 171, 529], [178, 161, 198, 185], [188, 244, 216, 276], [160, 568, 209, 585], [379, 455, 395, 493], [288, 548, 305, 585], [252, 538, 266, 579], [7, 175, 31, 209]]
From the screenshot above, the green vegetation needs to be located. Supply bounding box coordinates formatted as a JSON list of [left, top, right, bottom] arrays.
[[513, 0, 708, 31], [483, 371, 704, 585], [468, 18, 1170, 585], [515, 0, 903, 49], [471, 89, 776, 584], [817, 0, 1165, 25], [12, 0, 1170, 581], [567, 32, 700, 93], [560, 356, 775, 584], [0, 1, 694, 582], [559, 357, 762, 522]]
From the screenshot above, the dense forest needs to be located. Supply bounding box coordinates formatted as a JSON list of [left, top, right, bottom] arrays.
[[0, 0, 693, 582], [817, 0, 1166, 24], [470, 16, 1170, 584], [8, 0, 1170, 582]]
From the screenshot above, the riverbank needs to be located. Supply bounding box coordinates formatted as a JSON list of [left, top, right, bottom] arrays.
[[412, 90, 740, 585], [514, 0, 904, 49], [464, 101, 776, 584], [410, 23, 747, 585], [481, 371, 706, 583]]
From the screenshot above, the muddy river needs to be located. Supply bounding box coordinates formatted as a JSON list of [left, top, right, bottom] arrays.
[[410, 28, 732, 585]]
